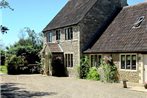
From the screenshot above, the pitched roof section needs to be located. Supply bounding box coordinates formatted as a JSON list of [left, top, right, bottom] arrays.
[[43, 0, 97, 32], [85, 3, 147, 53], [47, 43, 63, 53]]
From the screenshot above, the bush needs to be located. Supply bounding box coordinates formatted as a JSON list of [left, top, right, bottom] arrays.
[[6, 55, 40, 74], [87, 67, 100, 81], [79, 56, 90, 79], [7, 55, 24, 74], [98, 58, 119, 83]]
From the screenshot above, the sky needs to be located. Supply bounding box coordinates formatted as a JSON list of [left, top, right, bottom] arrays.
[[0, 0, 145, 48]]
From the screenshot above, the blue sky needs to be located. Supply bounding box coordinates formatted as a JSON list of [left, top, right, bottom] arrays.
[[0, 0, 145, 47]]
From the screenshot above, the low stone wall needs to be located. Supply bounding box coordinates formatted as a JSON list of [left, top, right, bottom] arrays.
[[119, 71, 139, 83]]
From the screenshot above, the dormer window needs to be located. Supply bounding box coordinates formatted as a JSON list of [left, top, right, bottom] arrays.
[[56, 30, 61, 40], [133, 16, 145, 28]]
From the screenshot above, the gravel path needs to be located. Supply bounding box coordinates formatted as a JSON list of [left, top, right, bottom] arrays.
[[0, 74, 147, 98]]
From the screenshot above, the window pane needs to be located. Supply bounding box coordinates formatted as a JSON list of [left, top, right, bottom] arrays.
[[94, 55, 97, 67], [65, 29, 68, 40], [68, 28, 70, 40], [121, 55, 125, 69], [126, 55, 131, 69], [56, 30, 60, 40], [71, 54, 73, 67], [98, 55, 102, 66], [48, 33, 52, 42], [68, 54, 70, 67], [65, 54, 68, 67], [70, 28, 73, 39], [132, 55, 136, 70], [67, 27, 73, 40], [91, 55, 94, 67]]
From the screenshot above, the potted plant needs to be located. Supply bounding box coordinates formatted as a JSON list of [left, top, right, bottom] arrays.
[[144, 81, 147, 89]]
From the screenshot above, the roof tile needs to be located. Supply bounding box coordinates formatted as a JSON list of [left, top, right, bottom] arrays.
[[85, 3, 147, 53]]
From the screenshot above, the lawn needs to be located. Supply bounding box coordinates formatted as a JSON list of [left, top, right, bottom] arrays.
[[0, 65, 7, 74]]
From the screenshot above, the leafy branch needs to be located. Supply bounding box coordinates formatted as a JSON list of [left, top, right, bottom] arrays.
[[0, 0, 14, 11], [0, 0, 14, 34]]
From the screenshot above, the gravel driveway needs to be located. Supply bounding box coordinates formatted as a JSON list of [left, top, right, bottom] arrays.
[[0, 74, 147, 98]]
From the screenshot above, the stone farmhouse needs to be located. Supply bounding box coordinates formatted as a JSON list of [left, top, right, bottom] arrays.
[[42, 0, 147, 83]]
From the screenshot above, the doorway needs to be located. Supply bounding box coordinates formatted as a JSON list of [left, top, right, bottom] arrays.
[[52, 53, 68, 77]]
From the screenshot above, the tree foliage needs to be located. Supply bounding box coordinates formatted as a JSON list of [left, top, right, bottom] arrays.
[[86, 67, 100, 81], [78, 56, 90, 79], [0, 49, 5, 65], [0, 0, 14, 34], [98, 57, 119, 83], [6, 27, 43, 74], [0, 0, 14, 10]]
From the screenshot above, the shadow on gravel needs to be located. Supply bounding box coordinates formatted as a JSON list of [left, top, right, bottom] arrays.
[[1, 83, 57, 98]]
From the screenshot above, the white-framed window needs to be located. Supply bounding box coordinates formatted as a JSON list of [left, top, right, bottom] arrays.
[[48, 32, 52, 42], [65, 54, 73, 67], [90, 54, 102, 67], [56, 30, 61, 40], [120, 54, 137, 70], [65, 27, 73, 40]]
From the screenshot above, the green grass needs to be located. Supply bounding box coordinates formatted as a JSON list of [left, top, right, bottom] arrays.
[[0, 65, 8, 74]]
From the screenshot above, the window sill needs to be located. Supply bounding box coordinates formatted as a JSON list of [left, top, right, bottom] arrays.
[[119, 69, 138, 72]]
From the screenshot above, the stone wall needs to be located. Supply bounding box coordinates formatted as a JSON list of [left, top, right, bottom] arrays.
[[88, 53, 140, 83], [45, 25, 80, 77], [59, 26, 80, 67], [112, 53, 140, 83]]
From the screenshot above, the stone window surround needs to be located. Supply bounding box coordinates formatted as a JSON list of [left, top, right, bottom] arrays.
[[64, 52, 74, 68], [89, 54, 102, 67], [47, 26, 77, 43], [119, 53, 138, 72], [47, 32, 52, 42], [65, 27, 73, 40], [56, 30, 61, 40]]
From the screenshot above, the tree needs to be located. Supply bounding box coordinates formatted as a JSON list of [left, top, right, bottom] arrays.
[[6, 27, 43, 74], [0, 49, 6, 65], [0, 0, 14, 11], [0, 0, 14, 34]]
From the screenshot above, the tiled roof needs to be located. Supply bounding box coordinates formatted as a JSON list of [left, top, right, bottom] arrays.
[[47, 43, 63, 53], [85, 3, 147, 53], [43, 0, 97, 32]]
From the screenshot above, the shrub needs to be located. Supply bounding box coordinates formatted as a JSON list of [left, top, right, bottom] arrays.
[[98, 58, 119, 83], [6, 55, 40, 74], [79, 56, 90, 79], [87, 67, 100, 81], [7, 55, 24, 74]]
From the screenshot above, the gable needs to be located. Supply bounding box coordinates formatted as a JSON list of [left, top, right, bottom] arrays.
[[43, 0, 97, 32]]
